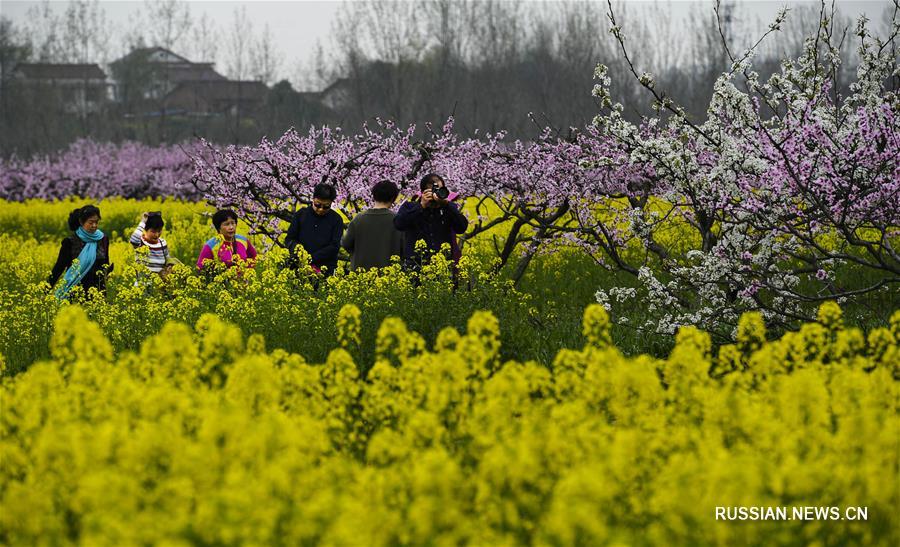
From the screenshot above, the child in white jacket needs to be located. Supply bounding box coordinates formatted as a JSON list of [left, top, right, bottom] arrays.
[[129, 211, 171, 276]]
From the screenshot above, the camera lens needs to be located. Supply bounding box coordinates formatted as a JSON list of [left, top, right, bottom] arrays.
[[434, 187, 449, 200]]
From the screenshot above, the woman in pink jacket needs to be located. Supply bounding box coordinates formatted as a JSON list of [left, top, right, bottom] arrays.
[[197, 209, 258, 270]]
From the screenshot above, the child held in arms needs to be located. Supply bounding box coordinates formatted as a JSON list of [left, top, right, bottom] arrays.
[[130, 211, 176, 278]]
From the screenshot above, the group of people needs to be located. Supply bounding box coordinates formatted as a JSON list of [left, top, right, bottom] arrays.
[[48, 173, 469, 300]]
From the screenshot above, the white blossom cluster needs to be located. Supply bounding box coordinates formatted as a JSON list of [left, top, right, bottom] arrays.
[[589, 5, 899, 339]]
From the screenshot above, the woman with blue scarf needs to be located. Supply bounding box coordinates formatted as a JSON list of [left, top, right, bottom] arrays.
[[48, 205, 112, 300]]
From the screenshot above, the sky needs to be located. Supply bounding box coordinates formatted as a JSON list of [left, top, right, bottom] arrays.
[[1, 0, 892, 89]]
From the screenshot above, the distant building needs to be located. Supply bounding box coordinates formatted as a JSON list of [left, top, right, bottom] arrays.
[[109, 47, 226, 107], [318, 78, 353, 111], [163, 80, 269, 116], [12, 63, 109, 115]]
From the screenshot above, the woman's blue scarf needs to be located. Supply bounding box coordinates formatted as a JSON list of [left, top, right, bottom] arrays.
[[55, 227, 104, 300]]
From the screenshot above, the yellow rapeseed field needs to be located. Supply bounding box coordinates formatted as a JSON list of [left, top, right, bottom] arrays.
[[1, 302, 897, 545], [0, 199, 897, 545]]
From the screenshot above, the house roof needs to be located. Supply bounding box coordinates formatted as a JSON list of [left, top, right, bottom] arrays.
[[320, 77, 350, 95], [110, 47, 225, 83], [112, 47, 192, 65], [159, 64, 227, 83], [14, 63, 106, 81], [166, 80, 269, 102]]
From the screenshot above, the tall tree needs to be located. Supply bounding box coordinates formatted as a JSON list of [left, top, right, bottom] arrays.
[[60, 0, 112, 64], [225, 6, 254, 143], [190, 12, 218, 64], [143, 0, 192, 54], [24, 0, 64, 62], [0, 16, 33, 149], [250, 23, 282, 85], [226, 6, 253, 80]]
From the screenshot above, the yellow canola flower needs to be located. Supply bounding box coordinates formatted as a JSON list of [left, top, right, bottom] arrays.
[[337, 303, 362, 350], [582, 303, 613, 348], [0, 197, 898, 546]]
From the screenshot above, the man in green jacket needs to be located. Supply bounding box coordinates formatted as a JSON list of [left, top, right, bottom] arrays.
[[341, 180, 403, 271]]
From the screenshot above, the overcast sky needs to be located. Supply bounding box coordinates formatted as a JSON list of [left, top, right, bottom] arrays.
[[1, 0, 891, 89]]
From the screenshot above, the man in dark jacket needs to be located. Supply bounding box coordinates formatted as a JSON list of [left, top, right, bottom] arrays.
[[394, 173, 468, 269], [284, 183, 344, 276]]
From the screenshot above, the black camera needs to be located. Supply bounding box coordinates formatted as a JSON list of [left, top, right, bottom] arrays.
[[433, 186, 450, 200]]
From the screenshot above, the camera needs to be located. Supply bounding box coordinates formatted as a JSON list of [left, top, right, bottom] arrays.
[[433, 186, 450, 200]]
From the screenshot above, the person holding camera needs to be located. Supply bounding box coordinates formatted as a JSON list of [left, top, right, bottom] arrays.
[[393, 173, 468, 270]]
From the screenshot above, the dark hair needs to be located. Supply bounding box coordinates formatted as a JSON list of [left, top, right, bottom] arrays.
[[212, 209, 238, 231], [419, 173, 444, 192], [313, 183, 337, 201], [145, 213, 165, 231], [67, 205, 101, 232], [372, 180, 399, 204]]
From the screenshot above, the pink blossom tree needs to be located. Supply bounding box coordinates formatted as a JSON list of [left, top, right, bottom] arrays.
[[190, 117, 595, 281], [589, 0, 899, 335], [0, 139, 206, 200]]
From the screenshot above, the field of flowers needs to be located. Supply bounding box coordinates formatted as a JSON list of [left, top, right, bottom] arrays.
[[1, 196, 898, 545], [2, 8, 898, 544], [0, 198, 597, 374], [2, 294, 898, 544]]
